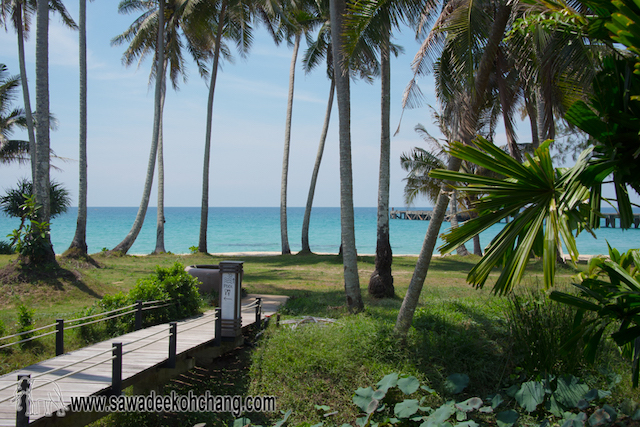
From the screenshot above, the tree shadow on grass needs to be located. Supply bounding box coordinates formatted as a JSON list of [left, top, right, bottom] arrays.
[[0, 261, 102, 300]]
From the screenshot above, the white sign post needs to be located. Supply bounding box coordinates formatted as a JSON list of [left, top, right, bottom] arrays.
[[219, 261, 243, 339]]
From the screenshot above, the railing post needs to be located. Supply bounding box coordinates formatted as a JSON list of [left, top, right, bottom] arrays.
[[167, 322, 177, 369], [111, 343, 122, 396], [135, 300, 143, 331], [255, 298, 262, 326], [214, 308, 222, 347], [56, 319, 64, 356], [16, 374, 30, 427]]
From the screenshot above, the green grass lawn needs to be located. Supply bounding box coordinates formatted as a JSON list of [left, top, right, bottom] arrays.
[[0, 252, 636, 426]]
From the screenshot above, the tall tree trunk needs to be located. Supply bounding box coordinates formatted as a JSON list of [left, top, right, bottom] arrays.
[[301, 79, 335, 253], [199, 0, 227, 254], [450, 189, 469, 256], [14, 4, 37, 180], [496, 49, 521, 162], [34, 0, 55, 263], [111, 0, 165, 255], [394, 3, 511, 338], [369, 31, 394, 298], [68, 0, 88, 255], [524, 90, 540, 149], [330, 0, 363, 312], [280, 33, 301, 255], [154, 64, 168, 255]]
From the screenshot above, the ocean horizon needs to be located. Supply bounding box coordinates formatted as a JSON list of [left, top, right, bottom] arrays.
[[0, 206, 638, 256]]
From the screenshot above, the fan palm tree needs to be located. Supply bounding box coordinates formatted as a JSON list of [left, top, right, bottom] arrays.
[[197, 0, 255, 253], [0, 0, 75, 179]]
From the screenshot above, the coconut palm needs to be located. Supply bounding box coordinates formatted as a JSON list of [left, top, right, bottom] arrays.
[[110, 0, 168, 254], [197, 0, 254, 254], [111, 0, 209, 254], [0, 63, 29, 165], [330, 0, 363, 312], [0, 0, 75, 179], [343, 0, 437, 298], [276, 0, 324, 255], [299, 0, 380, 254], [66, 0, 89, 256], [394, 0, 513, 337]]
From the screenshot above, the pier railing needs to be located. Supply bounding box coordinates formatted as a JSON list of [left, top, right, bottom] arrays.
[[1, 297, 264, 427]]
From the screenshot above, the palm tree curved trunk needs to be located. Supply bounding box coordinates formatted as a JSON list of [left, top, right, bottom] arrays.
[[14, 4, 37, 180], [33, 0, 55, 263], [199, 0, 228, 254], [112, 0, 165, 255], [394, 3, 511, 337], [330, 0, 363, 312], [450, 189, 469, 256], [301, 79, 335, 253], [67, 0, 88, 256], [369, 31, 394, 298], [280, 33, 301, 255]]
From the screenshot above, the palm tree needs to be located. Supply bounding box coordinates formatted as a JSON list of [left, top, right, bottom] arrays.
[[0, 0, 75, 179], [66, 0, 89, 256], [197, 0, 254, 253], [394, 0, 513, 337], [277, 0, 323, 255], [0, 63, 30, 165], [299, 0, 380, 254], [330, 0, 363, 312], [110, 0, 167, 254], [344, 0, 436, 298]]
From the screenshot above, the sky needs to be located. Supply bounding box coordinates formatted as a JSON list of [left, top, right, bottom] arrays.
[[0, 1, 617, 210]]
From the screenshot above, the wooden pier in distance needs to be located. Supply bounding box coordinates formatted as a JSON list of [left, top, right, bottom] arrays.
[[603, 213, 640, 228]]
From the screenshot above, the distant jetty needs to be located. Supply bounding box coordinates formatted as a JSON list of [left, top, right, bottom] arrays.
[[390, 209, 640, 228], [390, 208, 472, 223]]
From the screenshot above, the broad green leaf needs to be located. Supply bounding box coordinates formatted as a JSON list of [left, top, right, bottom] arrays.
[[398, 376, 420, 395], [496, 410, 519, 427], [491, 394, 504, 409], [377, 373, 399, 392], [444, 374, 470, 394], [233, 418, 252, 427], [555, 376, 589, 409], [353, 387, 375, 412], [395, 399, 420, 418], [515, 381, 545, 412]]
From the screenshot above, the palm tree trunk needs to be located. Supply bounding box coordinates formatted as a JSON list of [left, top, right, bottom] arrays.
[[450, 189, 469, 256], [369, 31, 394, 298], [33, 0, 55, 263], [199, 0, 227, 254], [524, 90, 540, 149], [496, 49, 521, 162], [15, 5, 37, 180], [112, 0, 165, 255], [154, 64, 168, 255], [301, 79, 335, 254], [394, 2, 511, 338], [68, 0, 88, 255], [280, 33, 301, 255], [330, 0, 363, 313]]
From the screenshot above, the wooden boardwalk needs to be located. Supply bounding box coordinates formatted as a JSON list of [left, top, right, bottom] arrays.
[[0, 294, 287, 427]]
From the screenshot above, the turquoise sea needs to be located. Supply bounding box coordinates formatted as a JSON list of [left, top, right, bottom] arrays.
[[0, 207, 638, 256]]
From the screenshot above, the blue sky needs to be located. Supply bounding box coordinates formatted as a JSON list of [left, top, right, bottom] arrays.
[[4, 1, 620, 210]]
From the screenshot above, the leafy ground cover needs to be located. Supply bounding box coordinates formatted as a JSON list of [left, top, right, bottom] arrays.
[[0, 252, 636, 426]]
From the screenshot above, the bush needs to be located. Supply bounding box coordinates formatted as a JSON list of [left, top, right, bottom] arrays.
[[0, 240, 14, 254], [16, 304, 35, 348], [505, 288, 586, 376]]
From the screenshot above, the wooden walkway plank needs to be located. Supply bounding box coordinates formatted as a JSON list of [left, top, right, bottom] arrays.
[[0, 294, 286, 427]]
